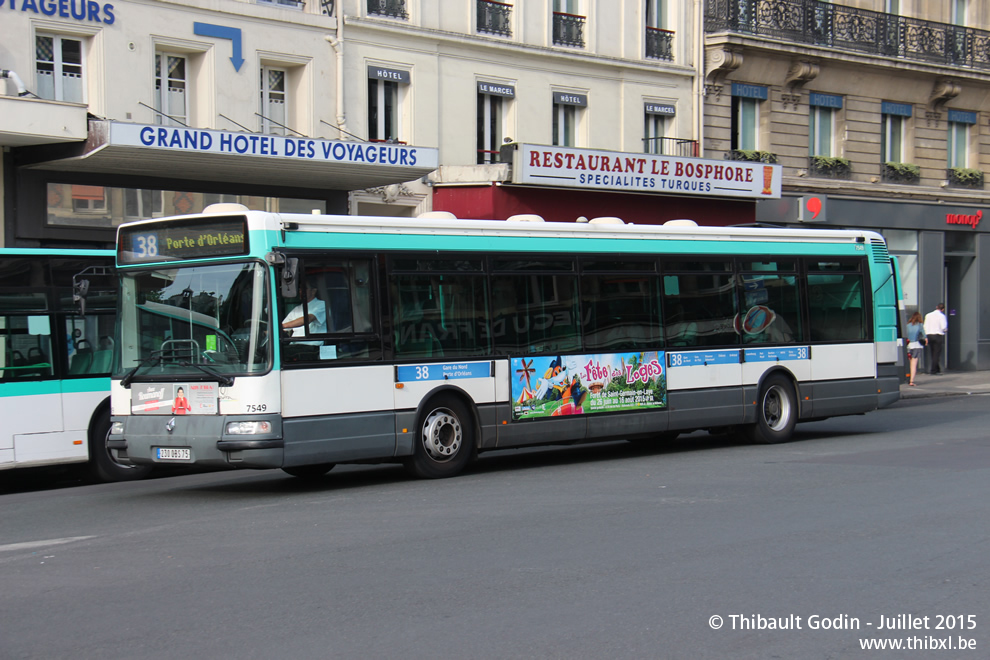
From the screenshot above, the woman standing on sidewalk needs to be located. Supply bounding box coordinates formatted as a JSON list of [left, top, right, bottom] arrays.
[[905, 311, 926, 386]]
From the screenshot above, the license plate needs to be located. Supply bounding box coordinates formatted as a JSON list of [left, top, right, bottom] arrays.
[[156, 447, 191, 461]]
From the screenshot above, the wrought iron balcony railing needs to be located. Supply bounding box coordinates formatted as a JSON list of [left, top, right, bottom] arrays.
[[478, 0, 512, 37], [705, 0, 990, 71], [553, 12, 585, 47], [646, 27, 674, 61], [368, 0, 407, 20], [645, 137, 699, 158]]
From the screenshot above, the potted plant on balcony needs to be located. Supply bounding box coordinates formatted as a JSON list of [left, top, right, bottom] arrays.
[[882, 162, 921, 184], [947, 167, 984, 189], [810, 156, 851, 178], [728, 149, 778, 164]]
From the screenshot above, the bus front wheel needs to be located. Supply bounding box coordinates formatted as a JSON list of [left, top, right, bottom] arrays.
[[406, 397, 475, 479], [746, 374, 797, 444], [88, 408, 153, 483]]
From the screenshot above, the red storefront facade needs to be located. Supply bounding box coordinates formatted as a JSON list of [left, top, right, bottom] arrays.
[[430, 144, 781, 226]]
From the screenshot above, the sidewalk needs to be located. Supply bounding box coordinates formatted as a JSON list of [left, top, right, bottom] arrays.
[[899, 369, 990, 399]]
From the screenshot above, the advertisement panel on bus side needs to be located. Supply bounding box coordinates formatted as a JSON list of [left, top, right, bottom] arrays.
[[512, 352, 667, 420]]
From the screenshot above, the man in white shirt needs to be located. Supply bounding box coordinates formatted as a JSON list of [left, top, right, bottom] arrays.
[[923, 303, 947, 375], [281, 283, 327, 337]]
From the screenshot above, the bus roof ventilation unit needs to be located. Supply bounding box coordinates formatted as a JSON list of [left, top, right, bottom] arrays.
[[589, 217, 624, 225], [663, 219, 698, 227], [507, 214, 545, 222], [203, 203, 250, 215], [417, 211, 457, 219]]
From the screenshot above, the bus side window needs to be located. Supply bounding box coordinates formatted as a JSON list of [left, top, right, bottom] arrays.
[[1, 315, 54, 380], [662, 272, 738, 347]]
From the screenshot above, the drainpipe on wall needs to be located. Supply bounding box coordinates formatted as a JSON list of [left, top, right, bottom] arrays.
[[693, 0, 704, 153], [1, 70, 29, 97], [325, 12, 347, 138]]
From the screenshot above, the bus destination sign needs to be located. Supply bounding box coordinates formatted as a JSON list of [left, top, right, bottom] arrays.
[[118, 217, 248, 264]]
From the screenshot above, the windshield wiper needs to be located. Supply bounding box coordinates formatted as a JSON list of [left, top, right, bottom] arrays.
[[120, 353, 163, 388], [178, 361, 235, 387]]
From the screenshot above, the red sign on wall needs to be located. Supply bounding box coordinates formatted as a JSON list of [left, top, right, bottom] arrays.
[[946, 210, 982, 229]]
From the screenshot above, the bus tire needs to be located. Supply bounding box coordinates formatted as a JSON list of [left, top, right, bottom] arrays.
[[282, 464, 336, 479], [88, 408, 153, 483], [406, 397, 475, 479], [746, 374, 797, 444]]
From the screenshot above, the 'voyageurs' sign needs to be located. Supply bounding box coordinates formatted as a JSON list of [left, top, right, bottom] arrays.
[[109, 123, 438, 169]]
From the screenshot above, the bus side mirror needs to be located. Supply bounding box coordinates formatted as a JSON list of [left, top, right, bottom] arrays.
[[73, 278, 90, 317], [281, 257, 299, 298]]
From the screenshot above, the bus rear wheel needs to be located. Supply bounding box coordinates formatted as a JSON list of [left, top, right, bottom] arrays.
[[88, 408, 152, 483], [746, 374, 797, 444], [406, 397, 475, 479]]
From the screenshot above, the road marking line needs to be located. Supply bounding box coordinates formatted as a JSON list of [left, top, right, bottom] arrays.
[[0, 536, 96, 553]]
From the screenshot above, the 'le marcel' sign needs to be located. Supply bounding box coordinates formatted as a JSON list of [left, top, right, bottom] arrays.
[[109, 123, 439, 169], [514, 145, 781, 199]]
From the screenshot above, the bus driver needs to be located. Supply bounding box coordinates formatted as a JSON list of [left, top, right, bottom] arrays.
[[281, 282, 328, 337]]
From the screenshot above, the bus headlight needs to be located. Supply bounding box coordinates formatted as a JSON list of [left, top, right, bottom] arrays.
[[111, 421, 125, 435], [226, 421, 273, 435]]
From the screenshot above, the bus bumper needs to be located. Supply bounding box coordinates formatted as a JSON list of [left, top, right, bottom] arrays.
[[110, 414, 284, 469]]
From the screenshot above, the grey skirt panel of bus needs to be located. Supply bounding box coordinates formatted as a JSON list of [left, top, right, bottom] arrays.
[[667, 387, 747, 432], [802, 378, 881, 419], [586, 408, 669, 440], [283, 411, 395, 466], [497, 416, 587, 448]]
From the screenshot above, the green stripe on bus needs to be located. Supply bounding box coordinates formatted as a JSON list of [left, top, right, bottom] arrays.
[[0, 378, 108, 397], [0, 381, 61, 397], [62, 377, 111, 394], [283, 232, 867, 256]]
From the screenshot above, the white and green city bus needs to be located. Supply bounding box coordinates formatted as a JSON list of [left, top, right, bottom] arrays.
[[0, 249, 150, 481], [108, 206, 901, 479]]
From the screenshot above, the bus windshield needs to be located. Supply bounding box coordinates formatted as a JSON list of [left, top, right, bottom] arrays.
[[115, 261, 270, 380]]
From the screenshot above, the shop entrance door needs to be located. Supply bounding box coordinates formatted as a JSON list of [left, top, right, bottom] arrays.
[[945, 254, 976, 370]]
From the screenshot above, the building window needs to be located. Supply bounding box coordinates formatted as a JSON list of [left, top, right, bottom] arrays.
[[477, 93, 504, 164], [809, 106, 834, 157], [731, 97, 758, 151], [36, 34, 84, 103], [948, 121, 968, 168], [646, 0, 664, 28], [645, 1, 673, 61], [478, 0, 512, 37], [553, 103, 575, 146], [644, 114, 664, 155], [951, 0, 966, 25], [552, 92, 585, 147], [124, 189, 165, 220], [368, 79, 400, 142], [47, 183, 325, 229], [367, 0, 407, 19], [884, 0, 899, 14], [881, 114, 903, 163], [257, 0, 304, 8], [260, 67, 287, 135], [70, 185, 106, 214], [552, 0, 585, 47], [154, 53, 187, 126], [882, 229, 918, 319]]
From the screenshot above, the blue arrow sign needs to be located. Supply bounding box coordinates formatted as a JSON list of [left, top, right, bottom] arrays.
[[193, 22, 244, 72]]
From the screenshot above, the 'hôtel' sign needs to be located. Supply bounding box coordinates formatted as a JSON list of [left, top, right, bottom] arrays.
[[513, 144, 781, 199]]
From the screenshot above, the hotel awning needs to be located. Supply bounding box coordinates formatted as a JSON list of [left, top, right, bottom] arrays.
[[24, 120, 440, 191]]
